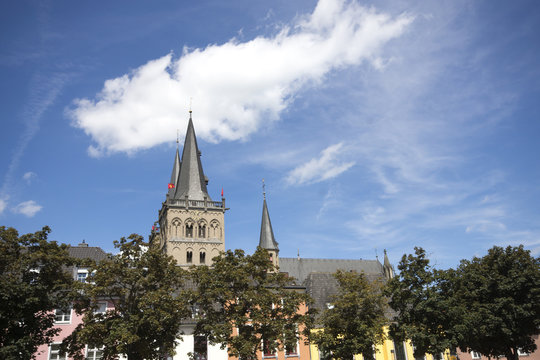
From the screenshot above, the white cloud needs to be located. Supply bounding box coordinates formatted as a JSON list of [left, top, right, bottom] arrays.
[[286, 142, 355, 185], [70, 0, 413, 156], [13, 200, 43, 217], [22, 171, 37, 184]]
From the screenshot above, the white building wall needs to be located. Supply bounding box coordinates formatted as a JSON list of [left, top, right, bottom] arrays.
[[173, 328, 228, 360]]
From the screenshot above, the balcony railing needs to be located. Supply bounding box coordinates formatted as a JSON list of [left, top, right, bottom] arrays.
[[167, 198, 225, 210]]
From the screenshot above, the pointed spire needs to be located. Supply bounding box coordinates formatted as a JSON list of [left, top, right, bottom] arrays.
[[259, 195, 278, 251], [173, 112, 212, 201], [383, 249, 391, 267], [383, 249, 394, 279], [167, 148, 181, 199]]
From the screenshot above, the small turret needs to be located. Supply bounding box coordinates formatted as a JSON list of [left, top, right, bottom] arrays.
[[259, 182, 279, 269], [383, 249, 394, 280]]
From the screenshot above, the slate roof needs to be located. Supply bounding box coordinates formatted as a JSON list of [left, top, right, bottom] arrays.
[[279, 257, 384, 284], [167, 148, 181, 200], [68, 245, 109, 262], [173, 114, 212, 201], [259, 198, 278, 251]]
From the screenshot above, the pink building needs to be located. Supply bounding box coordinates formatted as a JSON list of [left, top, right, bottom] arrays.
[[456, 336, 540, 360], [35, 242, 109, 360]]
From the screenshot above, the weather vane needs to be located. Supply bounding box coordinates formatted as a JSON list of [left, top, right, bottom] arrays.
[[262, 179, 266, 200]]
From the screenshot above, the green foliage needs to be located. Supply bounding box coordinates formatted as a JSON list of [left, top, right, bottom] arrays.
[[309, 270, 388, 360], [385, 247, 457, 357], [190, 247, 313, 360], [62, 234, 191, 360], [453, 245, 540, 360], [387, 246, 540, 360], [0, 226, 74, 360]]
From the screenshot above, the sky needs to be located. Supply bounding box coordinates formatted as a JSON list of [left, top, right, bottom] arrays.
[[1, 0, 539, 270]]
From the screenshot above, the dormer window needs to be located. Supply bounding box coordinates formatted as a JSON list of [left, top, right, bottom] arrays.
[[77, 270, 88, 283]]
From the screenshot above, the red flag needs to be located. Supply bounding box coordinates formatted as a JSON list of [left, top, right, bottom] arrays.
[[152, 225, 155, 231], [221, 187, 224, 197], [168, 183, 175, 189]]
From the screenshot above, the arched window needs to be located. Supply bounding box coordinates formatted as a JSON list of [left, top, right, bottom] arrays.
[[200, 251, 206, 264], [210, 220, 220, 238], [198, 224, 206, 238], [186, 224, 193, 238], [171, 218, 181, 238], [187, 251, 193, 263]]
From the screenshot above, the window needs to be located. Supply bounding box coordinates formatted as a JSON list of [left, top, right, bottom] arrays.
[[86, 346, 104, 360], [263, 338, 276, 357], [54, 307, 71, 323], [517, 350, 529, 357], [187, 251, 193, 263], [49, 344, 66, 360], [285, 341, 298, 356], [77, 270, 88, 283], [198, 224, 206, 238], [194, 336, 207, 360], [186, 224, 193, 238], [94, 302, 107, 315], [200, 251, 206, 264], [471, 352, 481, 359]]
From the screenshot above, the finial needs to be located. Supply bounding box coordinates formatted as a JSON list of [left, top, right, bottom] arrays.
[[262, 178, 266, 200], [176, 129, 179, 147], [375, 248, 378, 260], [189, 97, 193, 118], [297, 248, 300, 260]]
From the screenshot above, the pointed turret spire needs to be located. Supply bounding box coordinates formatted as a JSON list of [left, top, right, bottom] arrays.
[[173, 112, 212, 201], [259, 195, 278, 251], [383, 249, 394, 279], [167, 148, 181, 199]]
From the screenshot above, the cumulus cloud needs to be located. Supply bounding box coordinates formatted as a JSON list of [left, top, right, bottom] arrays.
[[286, 142, 355, 185], [70, 0, 413, 156], [13, 200, 43, 217]]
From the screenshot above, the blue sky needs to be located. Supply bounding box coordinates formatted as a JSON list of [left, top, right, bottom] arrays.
[[1, 0, 539, 269]]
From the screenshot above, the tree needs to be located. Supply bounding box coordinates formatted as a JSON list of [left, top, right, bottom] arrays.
[[309, 270, 388, 360], [0, 226, 74, 360], [190, 247, 313, 360], [62, 234, 191, 360], [385, 247, 457, 357], [453, 245, 540, 360]]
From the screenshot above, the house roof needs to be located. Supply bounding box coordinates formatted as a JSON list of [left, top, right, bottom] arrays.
[[68, 245, 109, 262], [279, 257, 384, 284]]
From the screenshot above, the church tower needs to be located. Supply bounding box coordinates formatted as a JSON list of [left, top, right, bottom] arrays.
[[258, 190, 279, 269], [150, 112, 227, 267]]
